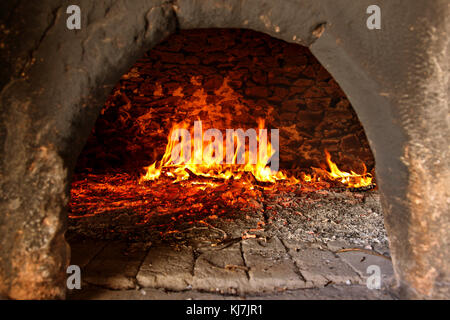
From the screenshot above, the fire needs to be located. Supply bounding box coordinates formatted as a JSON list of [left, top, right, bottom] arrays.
[[141, 119, 297, 184], [141, 162, 161, 181], [140, 121, 373, 189], [312, 150, 373, 189]]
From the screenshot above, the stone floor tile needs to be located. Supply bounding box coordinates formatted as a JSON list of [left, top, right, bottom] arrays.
[[83, 241, 147, 290], [337, 250, 394, 286], [242, 237, 307, 292], [283, 240, 362, 286], [136, 245, 194, 291], [192, 244, 249, 294], [241, 236, 286, 253]]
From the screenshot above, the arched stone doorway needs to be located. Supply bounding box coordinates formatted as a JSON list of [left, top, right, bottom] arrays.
[[0, 0, 448, 299]]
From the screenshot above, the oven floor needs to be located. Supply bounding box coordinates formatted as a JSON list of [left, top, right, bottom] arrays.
[[68, 176, 387, 245], [67, 237, 394, 300], [67, 186, 393, 299]]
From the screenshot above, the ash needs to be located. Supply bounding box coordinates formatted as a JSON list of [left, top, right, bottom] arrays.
[[67, 173, 387, 248]]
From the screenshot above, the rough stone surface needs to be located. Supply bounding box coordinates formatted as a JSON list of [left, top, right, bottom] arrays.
[[192, 244, 249, 294], [83, 241, 148, 290], [0, 0, 177, 299], [0, 0, 448, 299], [68, 237, 395, 299], [242, 237, 308, 292], [136, 245, 194, 291], [337, 251, 394, 284], [283, 240, 362, 286], [309, 1, 450, 299], [67, 183, 390, 298]]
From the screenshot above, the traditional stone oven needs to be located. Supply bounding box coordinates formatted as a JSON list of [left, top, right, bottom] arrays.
[[0, 0, 448, 299]]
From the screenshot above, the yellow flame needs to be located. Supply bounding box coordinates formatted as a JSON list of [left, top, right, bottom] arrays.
[[141, 119, 296, 183], [321, 150, 373, 188], [141, 162, 161, 181]]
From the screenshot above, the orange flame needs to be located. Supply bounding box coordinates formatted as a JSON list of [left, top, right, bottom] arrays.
[[142, 130, 373, 189], [313, 150, 373, 188], [141, 119, 298, 184]]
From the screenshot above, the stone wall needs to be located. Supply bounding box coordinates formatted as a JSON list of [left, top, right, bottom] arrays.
[[77, 28, 373, 175]]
